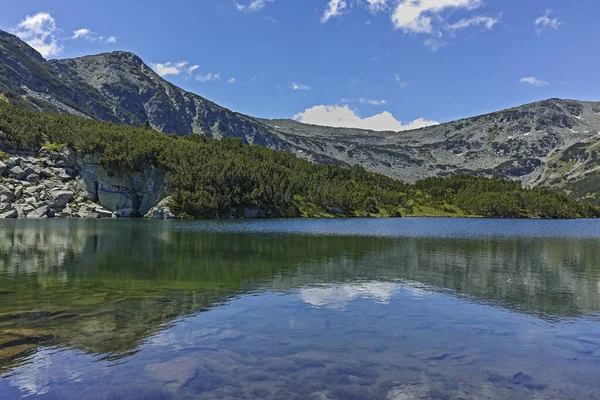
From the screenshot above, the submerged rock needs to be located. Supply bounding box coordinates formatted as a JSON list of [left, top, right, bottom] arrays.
[[387, 383, 431, 400], [145, 356, 198, 392]]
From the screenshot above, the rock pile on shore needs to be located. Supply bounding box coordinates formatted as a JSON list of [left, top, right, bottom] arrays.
[[0, 147, 173, 219]]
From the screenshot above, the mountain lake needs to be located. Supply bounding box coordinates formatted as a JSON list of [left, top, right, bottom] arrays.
[[1, 218, 600, 399]]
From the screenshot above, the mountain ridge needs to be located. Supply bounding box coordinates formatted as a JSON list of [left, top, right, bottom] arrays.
[[1, 28, 600, 204]]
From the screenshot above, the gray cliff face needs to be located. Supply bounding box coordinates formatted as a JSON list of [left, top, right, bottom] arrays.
[[0, 146, 170, 219], [63, 149, 166, 216], [1, 29, 600, 204], [49, 52, 286, 147]]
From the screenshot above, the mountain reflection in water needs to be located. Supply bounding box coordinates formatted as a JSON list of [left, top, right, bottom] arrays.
[[0, 219, 599, 399]]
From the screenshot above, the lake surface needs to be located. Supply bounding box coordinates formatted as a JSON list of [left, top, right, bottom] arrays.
[[1, 218, 600, 399]]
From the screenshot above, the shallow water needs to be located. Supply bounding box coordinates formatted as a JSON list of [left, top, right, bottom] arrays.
[[1, 218, 600, 399]]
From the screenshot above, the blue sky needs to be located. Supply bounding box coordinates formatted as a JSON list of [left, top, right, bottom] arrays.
[[2, 0, 599, 131]]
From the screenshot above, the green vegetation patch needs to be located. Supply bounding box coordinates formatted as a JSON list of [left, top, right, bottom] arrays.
[[0, 101, 598, 219]]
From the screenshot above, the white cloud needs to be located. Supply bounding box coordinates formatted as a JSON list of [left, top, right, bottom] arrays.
[[235, 0, 274, 12], [13, 12, 63, 58], [71, 28, 116, 44], [293, 104, 438, 132], [391, 0, 482, 33], [519, 77, 549, 87], [291, 82, 311, 91], [196, 73, 221, 82], [447, 15, 499, 31], [360, 98, 387, 105], [151, 62, 200, 77], [322, 0, 347, 23], [534, 9, 562, 34], [151, 61, 189, 77], [71, 28, 90, 39], [227, 78, 237, 84]]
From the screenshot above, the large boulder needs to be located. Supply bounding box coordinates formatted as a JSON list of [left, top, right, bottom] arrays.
[[0, 185, 14, 203], [97, 188, 133, 211], [26, 205, 50, 219], [77, 204, 98, 219], [0, 209, 17, 219], [93, 206, 113, 218], [50, 189, 75, 208], [0, 161, 6, 175], [8, 166, 26, 180], [26, 173, 40, 183], [14, 186, 23, 200], [13, 204, 35, 218], [145, 197, 177, 220]]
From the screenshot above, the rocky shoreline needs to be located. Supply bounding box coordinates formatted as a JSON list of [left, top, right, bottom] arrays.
[[0, 147, 176, 219]]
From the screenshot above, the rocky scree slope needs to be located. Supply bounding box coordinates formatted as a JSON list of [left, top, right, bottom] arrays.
[[2, 29, 600, 203], [0, 146, 174, 219], [262, 99, 600, 204]]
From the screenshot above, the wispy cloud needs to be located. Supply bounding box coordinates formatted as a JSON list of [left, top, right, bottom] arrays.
[[322, 0, 347, 23], [534, 9, 562, 34], [366, 0, 388, 13], [196, 73, 221, 82], [359, 98, 387, 106], [227, 78, 237, 84], [394, 74, 408, 88], [519, 76, 549, 87], [71, 28, 117, 44], [235, 0, 274, 12], [291, 82, 311, 91], [13, 12, 63, 57], [447, 15, 499, 31], [423, 33, 447, 51]]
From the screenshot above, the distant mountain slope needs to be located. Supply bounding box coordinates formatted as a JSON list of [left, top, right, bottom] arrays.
[[262, 99, 600, 203], [1, 28, 600, 204], [0, 29, 293, 151]]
